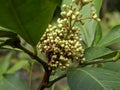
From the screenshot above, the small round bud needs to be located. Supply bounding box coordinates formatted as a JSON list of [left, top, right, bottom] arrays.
[[96, 18, 101, 22], [61, 11, 67, 17], [75, 11, 79, 16], [58, 24, 63, 28], [62, 4, 67, 9], [57, 18, 62, 24], [67, 10, 73, 17], [93, 13, 97, 19], [82, 0, 92, 5], [72, 15, 76, 19]]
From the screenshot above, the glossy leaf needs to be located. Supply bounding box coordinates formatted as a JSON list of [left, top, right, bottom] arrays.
[[97, 25, 120, 47], [67, 67, 120, 90], [0, 53, 12, 75], [84, 47, 114, 60], [0, 0, 61, 46], [6, 60, 28, 74], [0, 74, 28, 90]]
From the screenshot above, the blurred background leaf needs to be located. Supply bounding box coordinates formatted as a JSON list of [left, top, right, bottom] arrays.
[[0, 74, 28, 90], [6, 60, 28, 74], [0, 52, 12, 75]]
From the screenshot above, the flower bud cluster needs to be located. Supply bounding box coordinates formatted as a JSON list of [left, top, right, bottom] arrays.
[[38, 0, 98, 72], [72, 0, 92, 5]]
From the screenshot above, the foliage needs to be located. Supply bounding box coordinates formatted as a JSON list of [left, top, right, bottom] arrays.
[[67, 67, 120, 90], [0, 53, 28, 90], [0, 0, 120, 90]]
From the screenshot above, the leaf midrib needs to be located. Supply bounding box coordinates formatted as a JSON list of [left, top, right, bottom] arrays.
[[79, 69, 108, 90], [9, 0, 34, 45]]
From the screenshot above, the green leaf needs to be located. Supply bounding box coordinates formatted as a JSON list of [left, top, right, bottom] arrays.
[[0, 74, 28, 90], [97, 25, 120, 47], [62, 0, 103, 47], [67, 67, 120, 90], [6, 60, 28, 74], [0, 26, 17, 38], [0, 0, 61, 46], [84, 47, 114, 60], [0, 53, 12, 75], [92, 23, 102, 46], [80, 0, 103, 47], [103, 60, 120, 72]]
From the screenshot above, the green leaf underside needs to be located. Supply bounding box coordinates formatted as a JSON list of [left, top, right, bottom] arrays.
[[0, 0, 60, 46], [92, 23, 102, 46], [84, 47, 114, 60], [97, 25, 120, 47], [80, 0, 103, 47], [67, 67, 120, 90], [0, 53, 12, 75], [0, 74, 28, 90]]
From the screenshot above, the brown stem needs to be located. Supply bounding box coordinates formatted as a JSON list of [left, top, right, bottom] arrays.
[[17, 44, 48, 71], [37, 69, 52, 90], [49, 74, 66, 86], [80, 59, 117, 67]]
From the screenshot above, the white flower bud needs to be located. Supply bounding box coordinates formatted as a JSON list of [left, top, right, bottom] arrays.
[[96, 18, 101, 22], [93, 13, 97, 19], [72, 0, 75, 2], [62, 66, 66, 69], [61, 11, 67, 17], [62, 4, 67, 9], [58, 24, 63, 28], [43, 40, 47, 44], [48, 24, 52, 28], [59, 33, 63, 36], [59, 63, 62, 66], [66, 63, 70, 67], [57, 18, 62, 24], [68, 52, 72, 56], [61, 44, 64, 47], [49, 36, 53, 39], [72, 15, 76, 19], [75, 11, 79, 16], [82, 0, 92, 4], [44, 46, 47, 49], [67, 10, 73, 17]]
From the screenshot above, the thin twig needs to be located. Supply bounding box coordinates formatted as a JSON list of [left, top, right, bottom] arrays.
[[81, 59, 117, 67], [29, 61, 34, 90], [17, 44, 48, 71], [37, 69, 52, 90], [48, 74, 67, 87]]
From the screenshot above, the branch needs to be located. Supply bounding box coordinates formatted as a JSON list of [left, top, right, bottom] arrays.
[[81, 59, 118, 67], [17, 44, 48, 71], [37, 70, 52, 90], [48, 74, 67, 87]]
